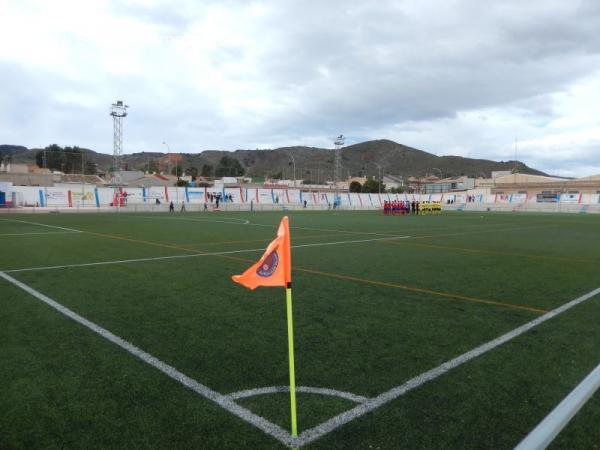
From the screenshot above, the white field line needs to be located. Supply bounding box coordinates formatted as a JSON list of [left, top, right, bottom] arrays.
[[136, 214, 402, 236], [0, 231, 78, 237], [290, 235, 408, 249], [243, 222, 554, 242], [0, 214, 551, 240], [4, 253, 210, 273], [143, 215, 400, 236], [2, 235, 410, 273], [292, 286, 600, 448], [0, 214, 547, 241], [0, 218, 83, 233], [137, 215, 251, 225], [251, 222, 400, 236], [227, 386, 369, 404], [241, 220, 551, 238], [0, 271, 294, 447], [2, 271, 599, 448]]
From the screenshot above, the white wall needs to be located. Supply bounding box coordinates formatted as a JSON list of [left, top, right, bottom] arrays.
[[4, 184, 600, 211]]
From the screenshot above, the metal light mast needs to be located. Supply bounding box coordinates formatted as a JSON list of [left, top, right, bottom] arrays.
[[110, 100, 129, 185], [334, 134, 344, 183]]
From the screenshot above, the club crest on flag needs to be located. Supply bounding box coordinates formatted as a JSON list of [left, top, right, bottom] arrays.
[[257, 250, 279, 277], [231, 216, 291, 290]]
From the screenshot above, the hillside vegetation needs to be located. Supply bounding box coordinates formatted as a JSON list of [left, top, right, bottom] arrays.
[[3, 140, 545, 179]]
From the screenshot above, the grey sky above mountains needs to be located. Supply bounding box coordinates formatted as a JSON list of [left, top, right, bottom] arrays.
[[1, 0, 599, 177]]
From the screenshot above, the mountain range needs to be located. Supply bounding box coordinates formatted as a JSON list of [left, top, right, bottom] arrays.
[[1, 140, 546, 180]]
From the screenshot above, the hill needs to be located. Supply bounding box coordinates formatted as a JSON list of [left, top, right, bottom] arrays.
[[3, 140, 546, 180], [0, 145, 29, 164], [176, 140, 545, 180]]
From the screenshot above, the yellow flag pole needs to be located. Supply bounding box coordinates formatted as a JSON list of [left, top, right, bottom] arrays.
[[285, 283, 298, 440]]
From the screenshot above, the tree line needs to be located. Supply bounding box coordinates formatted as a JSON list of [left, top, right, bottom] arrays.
[[178, 156, 246, 180], [349, 178, 405, 193], [35, 145, 97, 175]]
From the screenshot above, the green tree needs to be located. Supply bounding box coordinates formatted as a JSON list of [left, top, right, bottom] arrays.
[[64, 146, 83, 173], [215, 156, 245, 177], [349, 181, 362, 193], [185, 166, 198, 180], [36, 144, 59, 170], [35, 144, 84, 173], [84, 161, 97, 175], [201, 164, 214, 177], [362, 178, 385, 193], [147, 159, 159, 173], [171, 166, 183, 177]]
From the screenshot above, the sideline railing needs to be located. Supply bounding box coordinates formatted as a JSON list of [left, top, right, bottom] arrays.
[[514, 361, 600, 450], [2, 202, 600, 214], [0, 203, 380, 214]]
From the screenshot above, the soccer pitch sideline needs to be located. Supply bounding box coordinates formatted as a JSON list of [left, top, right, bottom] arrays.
[[1, 210, 599, 449]]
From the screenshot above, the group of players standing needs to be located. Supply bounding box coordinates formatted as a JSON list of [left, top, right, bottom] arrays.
[[383, 200, 416, 215], [383, 200, 442, 215]]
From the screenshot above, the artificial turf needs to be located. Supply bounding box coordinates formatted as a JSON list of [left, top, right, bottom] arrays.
[[0, 210, 599, 449]]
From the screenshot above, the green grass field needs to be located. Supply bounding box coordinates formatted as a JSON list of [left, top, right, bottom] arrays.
[[1, 210, 599, 449]]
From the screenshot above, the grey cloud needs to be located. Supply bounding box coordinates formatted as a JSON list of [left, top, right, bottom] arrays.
[[108, 1, 193, 33], [249, 0, 600, 133], [2, 0, 600, 175]]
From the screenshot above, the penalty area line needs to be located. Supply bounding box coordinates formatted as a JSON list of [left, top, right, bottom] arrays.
[[0, 218, 83, 233], [292, 286, 600, 448], [3, 235, 410, 273], [0, 231, 79, 237], [0, 271, 294, 447], [136, 215, 251, 226]]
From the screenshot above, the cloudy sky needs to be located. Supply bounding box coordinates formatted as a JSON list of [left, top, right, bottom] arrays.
[[1, 0, 600, 176]]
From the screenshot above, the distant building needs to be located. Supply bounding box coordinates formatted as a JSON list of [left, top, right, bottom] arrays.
[[475, 173, 567, 189], [406, 175, 439, 193], [488, 173, 599, 198], [119, 170, 145, 184], [29, 165, 51, 174], [265, 179, 295, 187], [124, 173, 178, 187], [423, 176, 475, 194], [382, 175, 404, 190], [0, 163, 105, 187], [491, 170, 512, 179], [348, 176, 367, 185], [3, 163, 29, 174]]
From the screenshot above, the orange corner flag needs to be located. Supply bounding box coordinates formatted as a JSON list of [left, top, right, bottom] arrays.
[[232, 216, 291, 289]]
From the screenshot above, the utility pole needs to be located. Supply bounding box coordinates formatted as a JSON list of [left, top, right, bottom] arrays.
[[375, 163, 383, 194], [287, 152, 296, 187], [163, 141, 177, 178], [81, 151, 85, 207]]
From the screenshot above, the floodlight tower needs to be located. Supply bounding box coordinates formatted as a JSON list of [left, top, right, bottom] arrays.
[[334, 134, 345, 183], [110, 100, 129, 185]]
